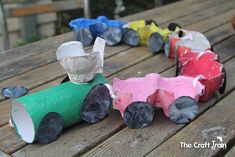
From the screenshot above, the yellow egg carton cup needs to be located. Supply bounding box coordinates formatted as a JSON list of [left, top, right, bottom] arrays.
[[123, 20, 181, 54]]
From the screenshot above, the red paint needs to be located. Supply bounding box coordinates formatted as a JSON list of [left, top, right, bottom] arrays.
[[178, 50, 224, 101]]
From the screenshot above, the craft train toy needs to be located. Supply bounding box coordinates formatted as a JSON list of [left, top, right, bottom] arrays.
[[10, 37, 206, 144], [10, 38, 112, 144], [9, 17, 227, 145]]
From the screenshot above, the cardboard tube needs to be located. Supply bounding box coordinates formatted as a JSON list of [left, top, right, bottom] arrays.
[[11, 73, 108, 143]]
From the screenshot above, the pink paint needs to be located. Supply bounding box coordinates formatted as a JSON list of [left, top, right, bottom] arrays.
[[112, 73, 204, 117]]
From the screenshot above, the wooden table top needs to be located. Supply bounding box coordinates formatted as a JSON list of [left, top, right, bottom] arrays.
[[0, 0, 235, 156]]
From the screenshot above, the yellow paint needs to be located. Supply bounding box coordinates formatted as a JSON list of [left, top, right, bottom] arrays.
[[128, 20, 146, 31], [127, 20, 180, 45]]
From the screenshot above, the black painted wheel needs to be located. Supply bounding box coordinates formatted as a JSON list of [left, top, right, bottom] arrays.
[[219, 67, 226, 94], [174, 41, 180, 77], [175, 52, 179, 76], [61, 75, 70, 83], [168, 96, 198, 124], [211, 45, 214, 52], [148, 32, 164, 54], [1, 86, 28, 99], [38, 113, 64, 144], [178, 30, 184, 37], [74, 28, 94, 47], [168, 23, 181, 31], [103, 27, 123, 46], [145, 19, 159, 26], [123, 101, 154, 129], [123, 28, 140, 47], [81, 84, 112, 123]]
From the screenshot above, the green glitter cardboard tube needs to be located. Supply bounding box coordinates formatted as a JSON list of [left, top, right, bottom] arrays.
[[11, 73, 108, 144]]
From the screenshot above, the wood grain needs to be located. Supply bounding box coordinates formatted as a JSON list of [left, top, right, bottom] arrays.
[[0, 150, 11, 157], [0, 125, 26, 155], [146, 90, 235, 157], [225, 146, 235, 157]]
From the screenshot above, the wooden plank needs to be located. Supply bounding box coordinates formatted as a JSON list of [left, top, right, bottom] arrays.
[[2, 110, 124, 155], [0, 0, 227, 68], [4, 0, 84, 17], [225, 146, 235, 157], [0, 0, 233, 81], [0, 126, 26, 155], [78, 51, 235, 157], [0, 150, 11, 157], [122, 0, 224, 22], [186, 9, 235, 32], [158, 0, 235, 28], [7, 27, 235, 156], [146, 89, 235, 157]]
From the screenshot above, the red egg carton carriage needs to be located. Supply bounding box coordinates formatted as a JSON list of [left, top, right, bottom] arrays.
[[176, 50, 226, 101]]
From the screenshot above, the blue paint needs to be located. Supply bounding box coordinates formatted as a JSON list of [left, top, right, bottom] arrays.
[[69, 16, 127, 46], [2, 86, 28, 99]]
